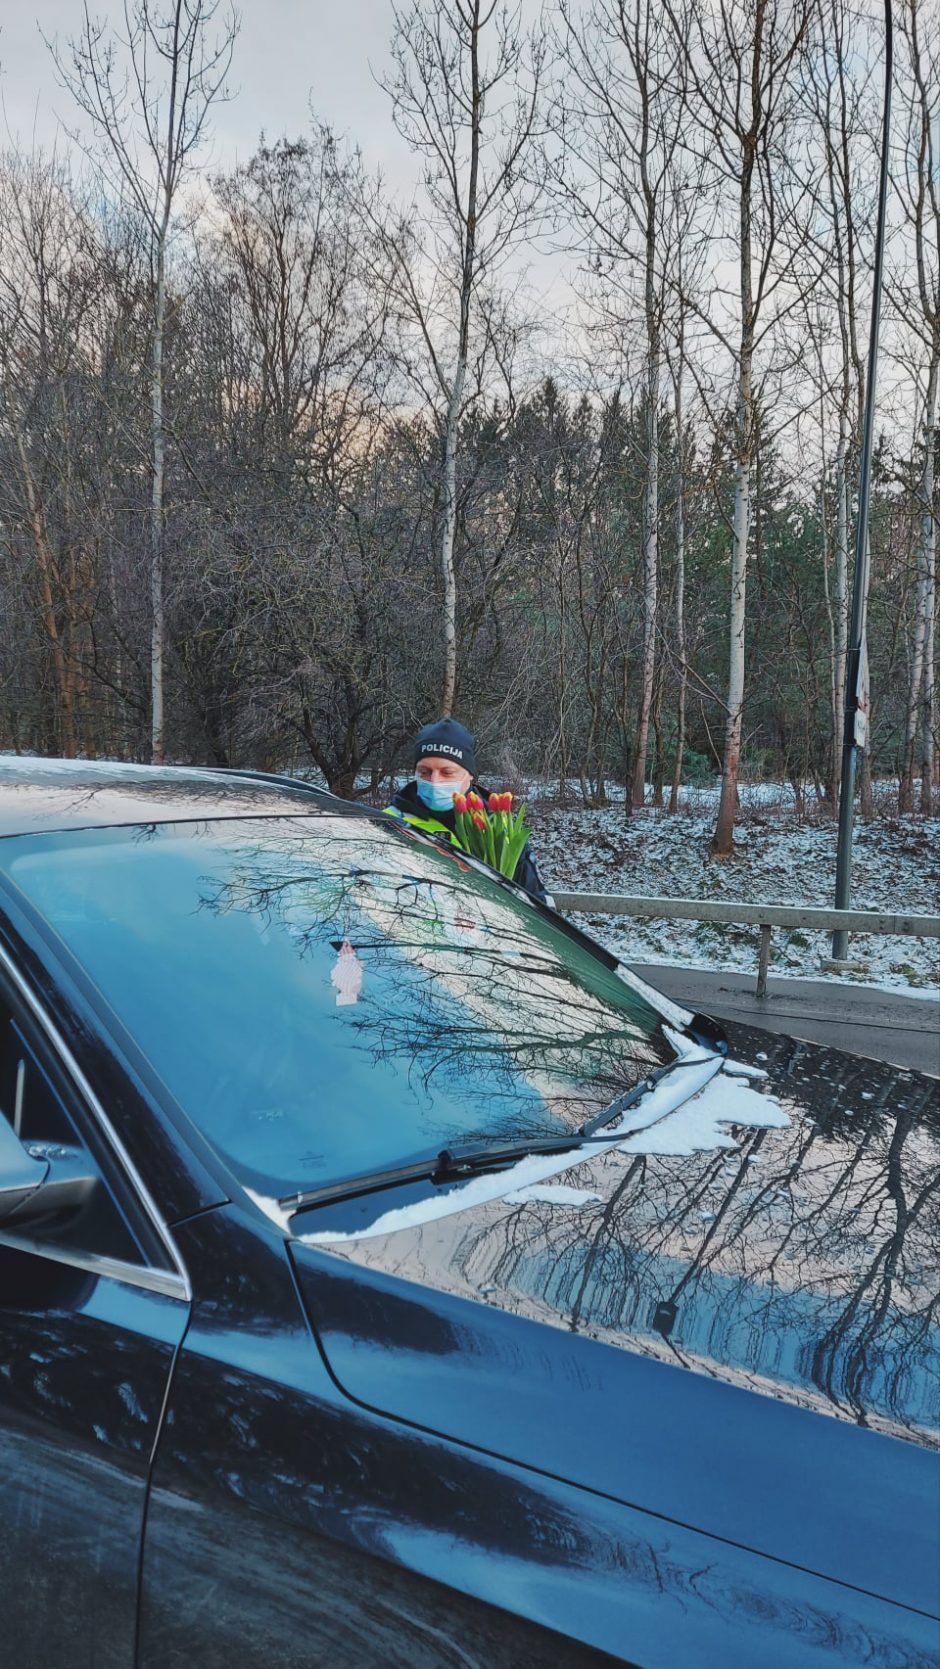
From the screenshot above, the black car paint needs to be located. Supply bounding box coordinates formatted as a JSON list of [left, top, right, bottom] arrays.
[[136, 1205, 625, 1668], [0, 1245, 187, 1667], [0, 759, 937, 1668], [136, 1200, 940, 1669]]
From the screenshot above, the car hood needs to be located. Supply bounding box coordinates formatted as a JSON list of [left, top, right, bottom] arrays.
[[291, 1025, 940, 1616]]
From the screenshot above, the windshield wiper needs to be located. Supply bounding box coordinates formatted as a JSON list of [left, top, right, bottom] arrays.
[[279, 1056, 715, 1219], [279, 1137, 598, 1219], [578, 1055, 704, 1135], [280, 1142, 592, 1216], [442, 1054, 712, 1163]]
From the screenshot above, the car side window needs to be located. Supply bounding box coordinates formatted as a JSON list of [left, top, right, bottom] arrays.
[[0, 991, 150, 1270]]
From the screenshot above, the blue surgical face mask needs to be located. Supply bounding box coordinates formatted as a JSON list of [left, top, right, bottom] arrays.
[[416, 778, 462, 813]]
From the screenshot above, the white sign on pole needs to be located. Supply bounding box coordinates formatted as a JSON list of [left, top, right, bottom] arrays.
[[854, 637, 869, 749]]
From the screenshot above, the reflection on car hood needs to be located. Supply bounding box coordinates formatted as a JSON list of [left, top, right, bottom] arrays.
[[302, 1024, 940, 1445], [292, 1025, 940, 1616]]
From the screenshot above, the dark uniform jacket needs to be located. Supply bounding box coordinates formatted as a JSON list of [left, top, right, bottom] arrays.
[[385, 781, 549, 904]]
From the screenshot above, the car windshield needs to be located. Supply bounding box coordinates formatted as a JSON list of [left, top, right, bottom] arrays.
[[1, 814, 674, 1197]]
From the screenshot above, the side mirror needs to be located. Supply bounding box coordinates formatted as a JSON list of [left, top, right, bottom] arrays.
[[0, 1117, 97, 1231]]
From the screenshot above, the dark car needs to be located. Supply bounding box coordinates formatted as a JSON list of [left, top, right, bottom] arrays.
[[0, 757, 937, 1669]]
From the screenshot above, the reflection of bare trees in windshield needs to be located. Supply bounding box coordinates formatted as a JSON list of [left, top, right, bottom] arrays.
[[196, 823, 668, 1135], [352, 1032, 940, 1441]]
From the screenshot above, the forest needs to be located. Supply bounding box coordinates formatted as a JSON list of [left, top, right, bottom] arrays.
[[0, 0, 936, 855]]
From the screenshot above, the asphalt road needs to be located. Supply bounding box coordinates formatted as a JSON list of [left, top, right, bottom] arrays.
[[628, 964, 940, 1077]]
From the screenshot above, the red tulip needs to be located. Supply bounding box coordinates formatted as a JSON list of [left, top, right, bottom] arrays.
[[471, 811, 486, 830], [466, 791, 483, 811], [500, 791, 513, 811], [487, 793, 501, 812], [453, 792, 468, 814]]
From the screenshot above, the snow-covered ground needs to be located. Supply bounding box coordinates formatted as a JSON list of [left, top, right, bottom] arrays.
[[528, 784, 940, 994]]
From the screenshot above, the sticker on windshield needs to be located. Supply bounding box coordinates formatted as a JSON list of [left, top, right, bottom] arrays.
[[331, 939, 364, 1006]]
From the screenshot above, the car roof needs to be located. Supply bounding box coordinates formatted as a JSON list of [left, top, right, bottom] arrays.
[[0, 755, 356, 838]]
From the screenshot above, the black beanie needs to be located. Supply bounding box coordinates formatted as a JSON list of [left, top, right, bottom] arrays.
[[413, 719, 477, 775]]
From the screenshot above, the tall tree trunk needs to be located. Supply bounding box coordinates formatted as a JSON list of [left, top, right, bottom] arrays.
[[815, 0, 862, 810], [439, 363, 465, 718], [711, 139, 755, 860], [920, 556, 936, 811], [899, 360, 937, 811], [712, 449, 751, 856], [901, 0, 939, 814], [819, 445, 836, 800], [831, 415, 850, 802], [631, 382, 659, 807], [150, 240, 167, 763], [668, 449, 687, 812], [669, 297, 689, 813], [50, 0, 238, 761], [632, 307, 660, 808], [651, 671, 665, 805], [899, 569, 928, 814], [556, 555, 571, 800], [438, 0, 482, 717], [918, 356, 937, 811], [620, 656, 634, 818], [920, 562, 936, 812]]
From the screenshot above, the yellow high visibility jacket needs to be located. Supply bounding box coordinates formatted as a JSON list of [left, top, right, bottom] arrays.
[[382, 804, 461, 845]]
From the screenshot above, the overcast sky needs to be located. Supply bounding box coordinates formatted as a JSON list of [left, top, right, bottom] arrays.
[[0, 2, 898, 421], [1, 0, 583, 357], [1, 1, 420, 192]]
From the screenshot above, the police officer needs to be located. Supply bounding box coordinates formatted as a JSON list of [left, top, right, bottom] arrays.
[[385, 719, 548, 903]]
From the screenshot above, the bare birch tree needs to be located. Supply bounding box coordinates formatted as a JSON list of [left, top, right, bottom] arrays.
[[380, 0, 545, 716], [804, 0, 874, 806], [51, 0, 237, 762], [894, 0, 938, 813], [664, 235, 701, 812], [669, 0, 813, 856], [552, 0, 684, 808]]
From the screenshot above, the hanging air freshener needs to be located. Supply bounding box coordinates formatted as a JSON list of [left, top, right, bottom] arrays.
[[331, 939, 363, 1006]]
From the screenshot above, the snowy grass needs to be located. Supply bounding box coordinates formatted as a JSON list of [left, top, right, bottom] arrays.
[[530, 794, 940, 994]]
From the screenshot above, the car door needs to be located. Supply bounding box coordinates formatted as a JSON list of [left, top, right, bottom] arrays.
[[0, 957, 190, 1669]]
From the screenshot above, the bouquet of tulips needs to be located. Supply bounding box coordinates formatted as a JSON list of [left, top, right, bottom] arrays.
[[451, 789, 532, 881]]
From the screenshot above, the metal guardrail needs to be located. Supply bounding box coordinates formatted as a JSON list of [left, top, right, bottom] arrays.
[[552, 892, 940, 998]]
